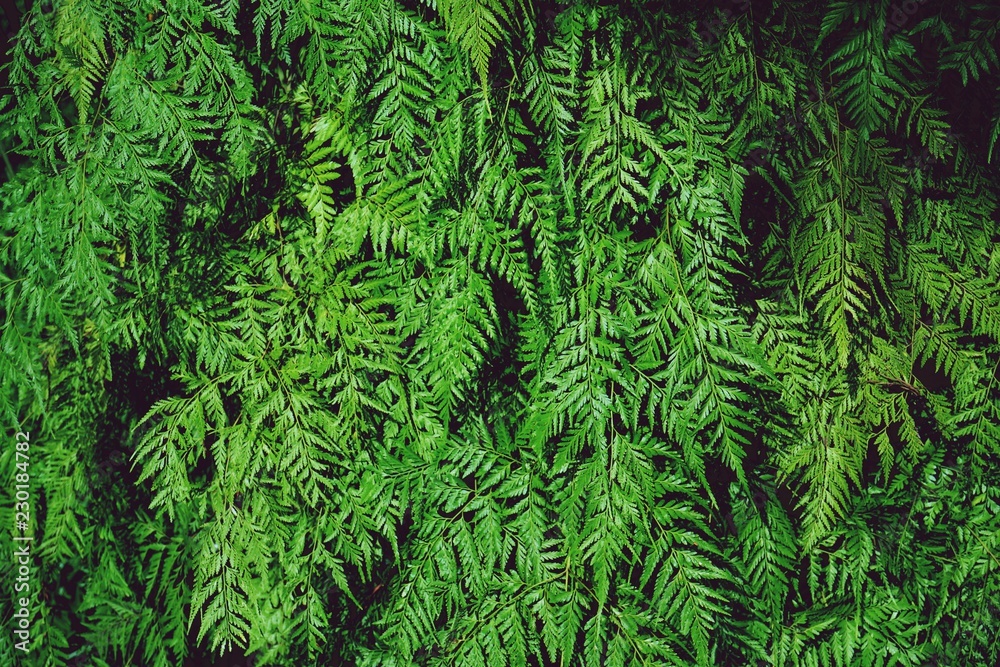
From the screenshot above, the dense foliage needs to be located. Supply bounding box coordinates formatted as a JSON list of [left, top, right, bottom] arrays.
[[2, 0, 1000, 665]]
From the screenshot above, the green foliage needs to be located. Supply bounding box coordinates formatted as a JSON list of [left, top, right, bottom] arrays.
[[2, 1, 1000, 666]]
